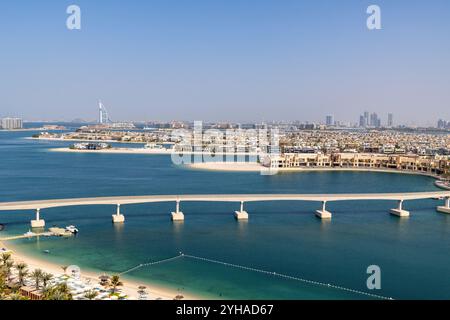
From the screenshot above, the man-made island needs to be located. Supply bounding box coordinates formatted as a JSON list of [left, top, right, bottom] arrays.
[[37, 126, 450, 183]]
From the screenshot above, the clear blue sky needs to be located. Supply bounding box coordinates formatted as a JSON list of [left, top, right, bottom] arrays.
[[1, 0, 449, 125]]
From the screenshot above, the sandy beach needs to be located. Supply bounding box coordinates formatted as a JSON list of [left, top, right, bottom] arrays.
[[187, 162, 441, 178], [28, 137, 174, 145], [0, 239, 201, 300], [50, 147, 173, 155], [1, 128, 65, 132], [46, 147, 443, 179], [188, 162, 263, 172]]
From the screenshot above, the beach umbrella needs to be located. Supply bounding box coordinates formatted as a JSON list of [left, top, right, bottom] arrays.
[[99, 274, 110, 286]]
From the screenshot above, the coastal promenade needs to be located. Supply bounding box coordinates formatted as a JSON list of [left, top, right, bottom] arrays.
[[1, 191, 450, 225]]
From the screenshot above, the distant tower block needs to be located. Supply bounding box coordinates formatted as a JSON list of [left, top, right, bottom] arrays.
[[390, 200, 410, 217], [171, 200, 185, 221], [31, 208, 45, 228], [437, 197, 450, 214], [235, 201, 249, 220], [315, 201, 332, 219], [98, 100, 111, 124], [112, 204, 125, 223]]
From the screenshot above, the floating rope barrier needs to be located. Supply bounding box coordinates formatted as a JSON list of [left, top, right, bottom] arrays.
[[120, 252, 393, 300], [119, 254, 184, 275]]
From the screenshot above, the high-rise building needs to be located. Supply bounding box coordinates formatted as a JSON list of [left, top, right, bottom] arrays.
[[98, 101, 111, 124], [437, 119, 448, 129], [359, 111, 384, 128], [370, 113, 376, 127], [364, 111, 369, 126], [325, 115, 334, 126], [387, 113, 394, 127], [359, 115, 365, 127], [0, 117, 23, 130]]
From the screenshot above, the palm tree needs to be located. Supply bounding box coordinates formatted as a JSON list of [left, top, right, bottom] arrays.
[[3, 261, 14, 283], [0, 272, 7, 298], [0, 253, 12, 266], [43, 283, 72, 300], [41, 273, 53, 289], [30, 269, 43, 290], [61, 265, 68, 275], [8, 293, 28, 300], [109, 275, 123, 294], [84, 289, 98, 300], [15, 262, 28, 287], [55, 283, 72, 300]]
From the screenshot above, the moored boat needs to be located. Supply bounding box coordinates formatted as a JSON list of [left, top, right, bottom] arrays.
[[65, 225, 79, 234], [435, 180, 450, 190]]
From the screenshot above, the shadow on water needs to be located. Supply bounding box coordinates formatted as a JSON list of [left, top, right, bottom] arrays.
[[391, 215, 411, 238], [236, 219, 249, 239], [172, 221, 185, 249]]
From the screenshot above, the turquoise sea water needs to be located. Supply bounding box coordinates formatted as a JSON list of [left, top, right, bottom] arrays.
[[1, 129, 450, 299]]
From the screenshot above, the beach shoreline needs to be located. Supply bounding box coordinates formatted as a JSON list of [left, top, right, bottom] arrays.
[[27, 137, 174, 145], [1, 128, 66, 132], [45, 147, 443, 180], [0, 239, 203, 300], [48, 147, 259, 156], [186, 161, 442, 179]]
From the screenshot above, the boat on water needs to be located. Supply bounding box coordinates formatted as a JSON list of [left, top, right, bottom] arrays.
[[144, 143, 165, 150], [65, 225, 79, 234], [49, 227, 73, 237], [24, 230, 36, 237], [435, 180, 450, 190]]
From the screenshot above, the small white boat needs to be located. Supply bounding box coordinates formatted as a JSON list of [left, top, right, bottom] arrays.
[[65, 225, 79, 234], [435, 180, 450, 190], [24, 230, 36, 237], [144, 143, 165, 150]]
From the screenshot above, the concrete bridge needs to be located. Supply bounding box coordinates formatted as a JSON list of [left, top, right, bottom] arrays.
[[0, 191, 449, 228]]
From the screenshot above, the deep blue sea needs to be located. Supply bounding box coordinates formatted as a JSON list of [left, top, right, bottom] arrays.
[[1, 127, 450, 299]]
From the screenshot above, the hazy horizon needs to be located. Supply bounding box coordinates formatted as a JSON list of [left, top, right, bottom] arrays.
[[1, 0, 450, 126]]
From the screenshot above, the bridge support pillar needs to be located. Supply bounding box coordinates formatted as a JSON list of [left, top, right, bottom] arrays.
[[31, 208, 45, 228], [112, 204, 125, 223], [171, 200, 184, 221], [235, 201, 249, 220], [315, 201, 332, 219], [437, 197, 450, 214], [390, 200, 410, 217]]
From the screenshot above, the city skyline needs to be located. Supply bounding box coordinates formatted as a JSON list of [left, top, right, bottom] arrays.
[[5, 106, 450, 130], [1, 1, 450, 126]]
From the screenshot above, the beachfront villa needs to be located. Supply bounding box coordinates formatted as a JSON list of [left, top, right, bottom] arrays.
[[70, 142, 111, 150], [263, 153, 450, 176]]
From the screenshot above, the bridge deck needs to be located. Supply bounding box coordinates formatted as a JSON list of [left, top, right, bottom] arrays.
[[0, 191, 449, 211]]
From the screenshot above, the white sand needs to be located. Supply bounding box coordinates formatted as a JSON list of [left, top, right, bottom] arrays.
[[187, 162, 440, 178], [50, 147, 173, 155], [188, 162, 263, 172], [29, 137, 174, 145], [1, 240, 200, 300]]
